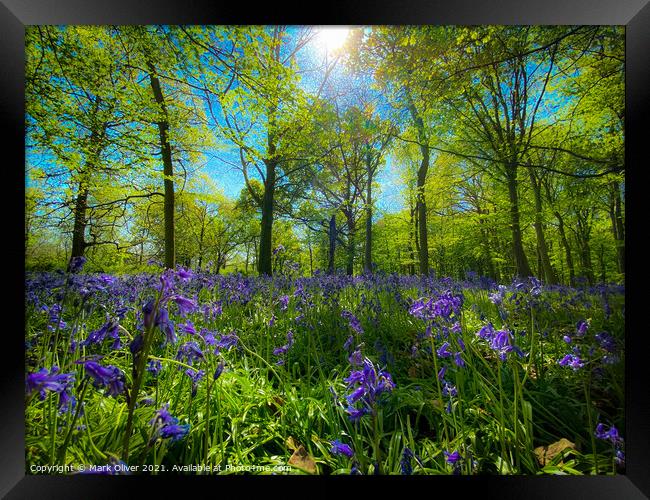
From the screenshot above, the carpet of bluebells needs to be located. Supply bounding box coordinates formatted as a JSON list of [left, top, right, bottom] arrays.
[[25, 260, 625, 475]]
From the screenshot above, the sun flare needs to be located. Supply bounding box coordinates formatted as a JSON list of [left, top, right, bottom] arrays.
[[315, 27, 351, 54]]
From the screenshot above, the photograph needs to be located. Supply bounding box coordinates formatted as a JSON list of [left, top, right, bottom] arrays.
[[23, 24, 627, 477]]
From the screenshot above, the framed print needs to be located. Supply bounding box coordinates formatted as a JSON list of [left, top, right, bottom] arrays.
[[2, 0, 648, 497]]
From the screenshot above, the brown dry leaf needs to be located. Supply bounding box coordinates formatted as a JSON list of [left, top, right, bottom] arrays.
[[534, 438, 576, 466], [288, 445, 317, 474], [408, 366, 418, 378]]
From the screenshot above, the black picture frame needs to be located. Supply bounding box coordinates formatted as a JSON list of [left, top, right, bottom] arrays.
[[3, 1, 647, 497]]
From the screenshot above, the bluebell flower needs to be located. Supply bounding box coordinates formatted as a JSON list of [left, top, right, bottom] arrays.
[[180, 321, 196, 335], [558, 354, 584, 370], [26, 366, 75, 410], [214, 332, 238, 354], [348, 349, 363, 366], [172, 295, 197, 317], [595, 423, 623, 445], [149, 403, 190, 443], [147, 359, 162, 377], [83, 361, 126, 397], [175, 267, 194, 281], [444, 450, 462, 465], [342, 358, 395, 422], [185, 368, 205, 397], [400, 448, 414, 475], [437, 342, 452, 358], [159, 424, 190, 441], [83, 317, 122, 349], [213, 360, 225, 381], [176, 341, 204, 366], [342, 310, 363, 334], [330, 440, 354, 458]]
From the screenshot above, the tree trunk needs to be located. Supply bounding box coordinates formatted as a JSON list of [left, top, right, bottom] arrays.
[[364, 161, 373, 274], [407, 98, 430, 276], [608, 180, 625, 276], [506, 166, 532, 278], [575, 209, 594, 285], [258, 161, 276, 276], [70, 184, 89, 261], [148, 64, 175, 270], [528, 170, 557, 283], [327, 214, 336, 275], [554, 211, 575, 286], [408, 193, 417, 275], [345, 210, 356, 276]]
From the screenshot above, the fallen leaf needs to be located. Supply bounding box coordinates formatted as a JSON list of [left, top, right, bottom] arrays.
[[288, 445, 317, 474], [534, 438, 576, 466]]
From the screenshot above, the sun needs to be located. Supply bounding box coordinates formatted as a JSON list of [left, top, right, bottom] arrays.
[[314, 27, 351, 54]]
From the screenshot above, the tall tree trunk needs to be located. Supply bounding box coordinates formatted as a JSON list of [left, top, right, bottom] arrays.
[[528, 170, 557, 283], [575, 209, 594, 285], [608, 180, 625, 276], [408, 194, 417, 275], [506, 166, 532, 278], [364, 159, 373, 274], [148, 63, 175, 270], [258, 161, 276, 276], [70, 184, 89, 262], [407, 98, 430, 276], [327, 214, 336, 275], [554, 211, 575, 286], [344, 210, 356, 276]]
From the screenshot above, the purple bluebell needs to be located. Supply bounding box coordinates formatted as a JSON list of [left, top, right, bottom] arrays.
[[180, 321, 196, 335], [214, 332, 238, 354], [147, 359, 162, 377], [213, 360, 225, 380], [26, 366, 75, 411], [437, 342, 452, 358], [342, 358, 395, 422], [576, 319, 589, 336], [176, 341, 204, 366], [159, 424, 190, 441], [83, 317, 121, 349], [400, 448, 414, 475], [444, 450, 462, 465], [595, 423, 623, 445], [330, 440, 354, 458], [149, 403, 190, 443], [558, 354, 584, 370], [342, 310, 363, 335], [172, 295, 197, 317], [83, 361, 126, 397]]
